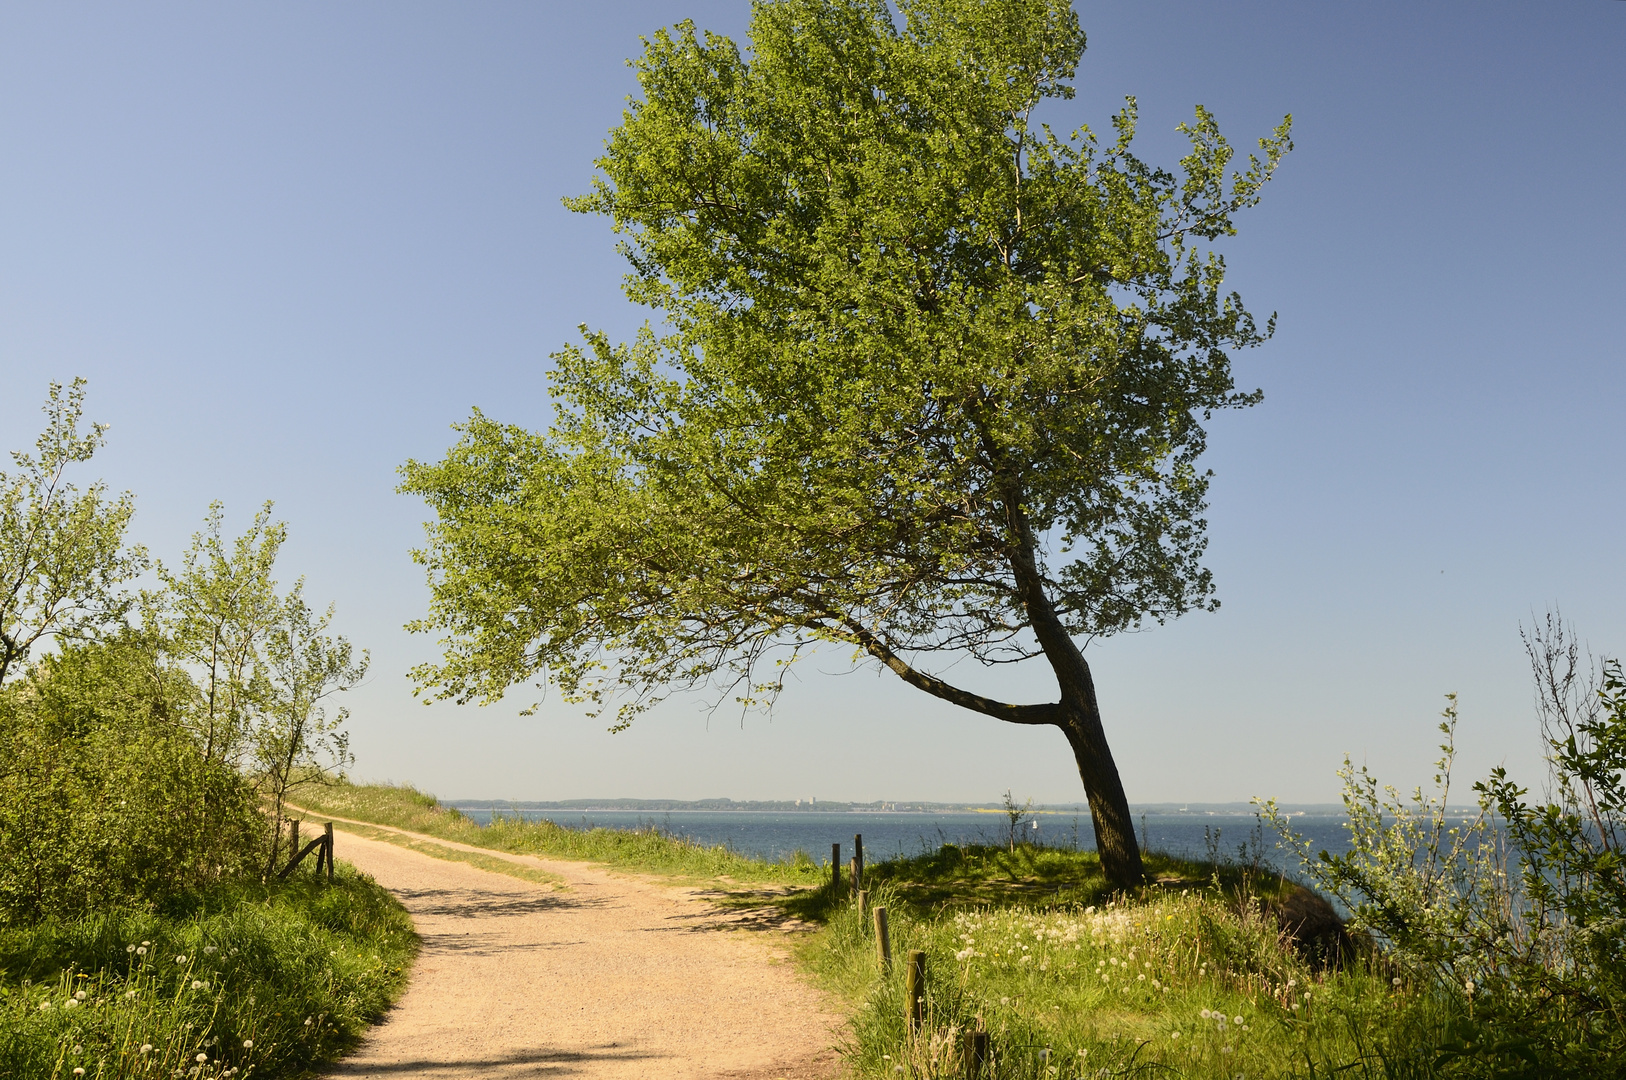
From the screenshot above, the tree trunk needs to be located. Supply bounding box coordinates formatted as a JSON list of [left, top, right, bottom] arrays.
[[1055, 669, 1144, 892]]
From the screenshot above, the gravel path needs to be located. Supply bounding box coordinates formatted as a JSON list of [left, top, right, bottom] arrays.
[[315, 818, 843, 1079]]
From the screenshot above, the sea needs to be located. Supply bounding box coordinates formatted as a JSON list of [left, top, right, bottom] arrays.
[[441, 804, 1465, 871]]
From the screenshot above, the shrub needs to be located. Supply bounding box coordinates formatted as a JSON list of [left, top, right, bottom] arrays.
[[0, 636, 268, 924]]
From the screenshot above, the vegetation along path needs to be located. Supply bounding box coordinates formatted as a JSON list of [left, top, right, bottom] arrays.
[[297, 811, 842, 1079]]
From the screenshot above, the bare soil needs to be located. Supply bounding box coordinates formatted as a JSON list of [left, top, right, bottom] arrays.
[[314, 817, 844, 1079]]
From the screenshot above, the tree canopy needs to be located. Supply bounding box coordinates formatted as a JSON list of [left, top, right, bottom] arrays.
[[401, 0, 1290, 887]]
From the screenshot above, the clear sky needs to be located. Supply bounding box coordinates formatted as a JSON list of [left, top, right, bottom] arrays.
[[3, 1, 1623, 806]]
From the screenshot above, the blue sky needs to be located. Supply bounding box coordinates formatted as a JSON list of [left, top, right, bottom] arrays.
[[3, 1, 1622, 805]]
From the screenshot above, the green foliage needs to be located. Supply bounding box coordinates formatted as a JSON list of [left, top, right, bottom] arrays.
[[398, 0, 1292, 729], [0, 636, 267, 925], [1263, 619, 1626, 1076], [0, 868, 416, 1080], [0, 379, 146, 685]]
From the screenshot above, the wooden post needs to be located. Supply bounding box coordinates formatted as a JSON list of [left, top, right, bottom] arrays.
[[850, 856, 860, 892], [905, 950, 926, 1033], [853, 833, 864, 888], [831, 843, 841, 894], [856, 888, 868, 920], [963, 1031, 989, 1078], [324, 822, 335, 881], [874, 906, 892, 970]]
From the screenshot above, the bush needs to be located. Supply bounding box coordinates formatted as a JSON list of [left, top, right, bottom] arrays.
[[1264, 619, 1626, 1076], [0, 636, 268, 924]]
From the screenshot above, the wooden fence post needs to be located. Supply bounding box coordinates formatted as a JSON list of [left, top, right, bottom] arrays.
[[963, 1031, 989, 1078], [831, 843, 841, 894], [853, 833, 864, 888], [905, 950, 926, 1033], [874, 906, 892, 970], [324, 822, 335, 881], [856, 888, 868, 920]]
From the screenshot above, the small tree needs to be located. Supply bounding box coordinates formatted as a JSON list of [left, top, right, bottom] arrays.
[[158, 502, 286, 766], [401, 0, 1290, 889], [0, 380, 145, 685], [257, 582, 367, 874]]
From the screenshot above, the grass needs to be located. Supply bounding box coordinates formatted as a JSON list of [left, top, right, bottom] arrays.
[[0, 865, 417, 1080], [291, 781, 1466, 1078], [290, 780, 830, 888]]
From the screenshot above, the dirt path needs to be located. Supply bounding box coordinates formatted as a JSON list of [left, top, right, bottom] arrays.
[[308, 815, 843, 1079]]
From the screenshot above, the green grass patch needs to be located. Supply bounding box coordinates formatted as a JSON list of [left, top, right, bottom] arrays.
[[319, 818, 567, 890], [292, 780, 830, 888], [0, 865, 416, 1080], [809, 883, 1454, 1079]]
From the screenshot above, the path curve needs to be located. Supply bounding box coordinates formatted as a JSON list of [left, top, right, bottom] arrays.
[[309, 816, 843, 1079]]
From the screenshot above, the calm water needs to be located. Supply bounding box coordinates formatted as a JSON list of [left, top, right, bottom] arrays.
[[449, 807, 1375, 870]]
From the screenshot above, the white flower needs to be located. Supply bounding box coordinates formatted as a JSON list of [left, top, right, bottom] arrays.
[[74, 990, 86, 1001], [1234, 1016, 1244, 1026], [142, 940, 150, 946], [196, 1053, 208, 1063], [136, 946, 147, 956], [1392, 977, 1402, 987], [192, 980, 204, 990], [242, 1040, 253, 1049], [175, 955, 187, 964], [127, 944, 136, 953], [1201, 1009, 1212, 1019], [140, 1045, 154, 1054], [64, 998, 79, 1009], [1464, 980, 1475, 996]]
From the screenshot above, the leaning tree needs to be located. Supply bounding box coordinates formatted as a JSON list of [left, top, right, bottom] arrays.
[[401, 0, 1291, 889]]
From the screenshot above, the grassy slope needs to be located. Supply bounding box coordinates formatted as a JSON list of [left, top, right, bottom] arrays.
[[0, 868, 416, 1080], [297, 782, 1448, 1079]]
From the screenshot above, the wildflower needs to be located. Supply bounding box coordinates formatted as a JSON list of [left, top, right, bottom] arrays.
[[1201, 1009, 1212, 1019], [136, 946, 147, 956], [176, 955, 187, 964], [1464, 980, 1475, 996], [141, 1045, 154, 1054], [196, 1053, 208, 1063], [142, 941, 151, 946], [1392, 977, 1402, 987], [1234, 1016, 1244, 1026], [127, 944, 136, 953], [1137, 974, 1145, 982], [242, 1040, 253, 1049], [65, 998, 79, 1009], [74, 990, 87, 1001]]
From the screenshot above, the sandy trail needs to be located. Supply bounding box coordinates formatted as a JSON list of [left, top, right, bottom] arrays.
[[311, 816, 843, 1079]]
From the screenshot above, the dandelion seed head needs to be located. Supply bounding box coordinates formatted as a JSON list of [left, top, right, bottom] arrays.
[[127, 944, 136, 953], [243, 1040, 253, 1049], [196, 1053, 208, 1063], [175, 955, 187, 964], [140, 1045, 153, 1054], [74, 990, 86, 1001], [136, 946, 147, 956]]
